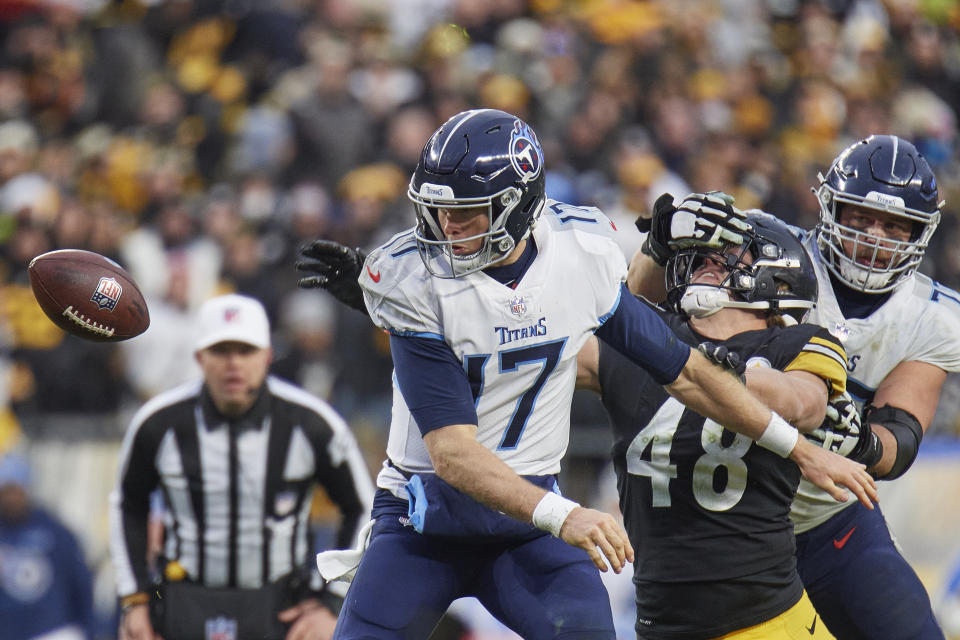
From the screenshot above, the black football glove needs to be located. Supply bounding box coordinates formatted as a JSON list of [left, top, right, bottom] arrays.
[[697, 341, 746, 382], [296, 240, 367, 313], [806, 391, 883, 468], [637, 192, 680, 266], [639, 191, 752, 267]]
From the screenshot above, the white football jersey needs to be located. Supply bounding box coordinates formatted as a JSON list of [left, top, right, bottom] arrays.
[[360, 200, 626, 498], [791, 231, 960, 532]]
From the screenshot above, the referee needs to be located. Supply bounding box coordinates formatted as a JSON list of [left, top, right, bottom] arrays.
[[109, 294, 374, 640]]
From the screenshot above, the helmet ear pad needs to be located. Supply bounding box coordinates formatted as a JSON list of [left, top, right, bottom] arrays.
[[502, 179, 546, 244]]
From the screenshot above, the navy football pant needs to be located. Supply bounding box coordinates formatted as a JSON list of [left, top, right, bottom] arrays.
[[332, 496, 616, 640], [796, 502, 944, 639]]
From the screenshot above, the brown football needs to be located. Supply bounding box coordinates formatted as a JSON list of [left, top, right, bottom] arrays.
[[28, 249, 150, 342]]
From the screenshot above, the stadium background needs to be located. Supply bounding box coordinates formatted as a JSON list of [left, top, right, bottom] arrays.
[[0, 0, 959, 638]]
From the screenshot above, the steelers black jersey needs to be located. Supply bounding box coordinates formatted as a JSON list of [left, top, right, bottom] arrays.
[[598, 308, 846, 639]]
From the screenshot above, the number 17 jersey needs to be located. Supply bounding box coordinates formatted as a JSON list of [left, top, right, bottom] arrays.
[[361, 201, 628, 498]]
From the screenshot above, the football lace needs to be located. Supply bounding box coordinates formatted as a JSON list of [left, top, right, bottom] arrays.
[[62, 305, 116, 337]]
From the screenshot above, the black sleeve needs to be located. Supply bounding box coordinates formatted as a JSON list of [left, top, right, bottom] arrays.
[[115, 415, 164, 594], [302, 410, 370, 549]]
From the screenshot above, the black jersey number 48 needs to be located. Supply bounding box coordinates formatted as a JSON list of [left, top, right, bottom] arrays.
[[626, 397, 752, 511]]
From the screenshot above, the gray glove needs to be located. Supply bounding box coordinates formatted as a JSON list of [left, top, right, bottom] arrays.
[[697, 341, 746, 382]]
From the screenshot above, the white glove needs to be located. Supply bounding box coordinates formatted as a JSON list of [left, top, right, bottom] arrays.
[[316, 518, 374, 583]]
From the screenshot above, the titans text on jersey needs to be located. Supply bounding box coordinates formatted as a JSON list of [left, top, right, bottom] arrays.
[[494, 317, 548, 345]]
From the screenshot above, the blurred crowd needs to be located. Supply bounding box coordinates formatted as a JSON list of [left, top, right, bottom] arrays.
[[1, 0, 960, 635], [3, 0, 960, 439]]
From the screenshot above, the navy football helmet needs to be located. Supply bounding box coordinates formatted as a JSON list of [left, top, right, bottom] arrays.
[[408, 109, 547, 277], [666, 214, 818, 325], [815, 134, 944, 293]]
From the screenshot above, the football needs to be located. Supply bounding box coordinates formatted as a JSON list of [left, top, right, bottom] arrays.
[[28, 249, 150, 342]]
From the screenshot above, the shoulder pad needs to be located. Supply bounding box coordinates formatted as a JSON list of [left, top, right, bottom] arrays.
[[359, 231, 443, 337], [541, 199, 615, 233], [539, 200, 623, 259], [885, 274, 960, 372]]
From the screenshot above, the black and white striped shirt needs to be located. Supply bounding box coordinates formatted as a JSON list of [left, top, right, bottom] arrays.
[[109, 376, 374, 597]]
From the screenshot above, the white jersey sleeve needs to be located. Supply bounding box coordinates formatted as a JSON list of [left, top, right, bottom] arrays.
[[897, 276, 960, 372], [359, 230, 443, 337]]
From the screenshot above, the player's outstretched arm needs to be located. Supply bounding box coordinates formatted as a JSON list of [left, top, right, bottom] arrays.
[[665, 348, 774, 440], [745, 368, 828, 431], [423, 424, 633, 573], [666, 349, 877, 507]]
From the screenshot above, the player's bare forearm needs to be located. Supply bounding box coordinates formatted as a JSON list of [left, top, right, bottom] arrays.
[[626, 247, 667, 301], [670, 351, 877, 504], [665, 349, 771, 440], [575, 337, 601, 392], [745, 368, 828, 431], [869, 360, 944, 477], [424, 424, 545, 522], [422, 424, 632, 573]]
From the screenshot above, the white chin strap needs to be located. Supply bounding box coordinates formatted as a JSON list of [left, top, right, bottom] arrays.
[[680, 285, 809, 325], [680, 286, 730, 318]]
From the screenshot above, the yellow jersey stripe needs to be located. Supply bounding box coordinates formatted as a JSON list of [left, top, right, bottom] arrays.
[[784, 347, 847, 396], [809, 336, 846, 362]]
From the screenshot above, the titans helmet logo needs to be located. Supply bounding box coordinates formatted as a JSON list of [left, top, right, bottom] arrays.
[[509, 120, 543, 183]]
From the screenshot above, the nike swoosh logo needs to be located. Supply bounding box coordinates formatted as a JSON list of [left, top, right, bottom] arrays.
[[366, 266, 381, 283], [833, 526, 857, 549], [807, 615, 818, 634]]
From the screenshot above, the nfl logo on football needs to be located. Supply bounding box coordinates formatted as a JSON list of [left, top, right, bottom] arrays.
[[90, 276, 123, 311], [205, 616, 237, 640], [510, 296, 526, 317]]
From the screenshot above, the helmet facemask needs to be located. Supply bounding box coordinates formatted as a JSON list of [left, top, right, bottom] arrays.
[[815, 179, 939, 293], [668, 245, 755, 319], [411, 183, 538, 278], [666, 216, 817, 325]]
